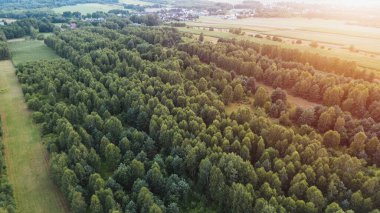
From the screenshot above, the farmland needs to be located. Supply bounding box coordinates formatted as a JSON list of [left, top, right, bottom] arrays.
[[180, 27, 380, 71], [8, 40, 59, 65], [119, 0, 154, 5], [52, 0, 157, 14], [53, 3, 124, 14], [183, 16, 380, 71], [189, 16, 380, 43]]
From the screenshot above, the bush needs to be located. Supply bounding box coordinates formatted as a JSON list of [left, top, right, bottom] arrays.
[[272, 36, 282, 42], [310, 41, 318, 48], [37, 34, 44, 40], [229, 28, 243, 35], [32, 112, 45, 123], [0, 42, 11, 60], [27, 97, 42, 111]]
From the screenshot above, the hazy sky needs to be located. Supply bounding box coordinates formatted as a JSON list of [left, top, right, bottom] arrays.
[[208, 0, 380, 7]]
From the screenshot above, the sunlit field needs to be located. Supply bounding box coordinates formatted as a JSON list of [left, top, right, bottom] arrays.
[[179, 27, 380, 72], [182, 16, 380, 71], [53, 3, 124, 14], [119, 0, 154, 5], [188, 16, 380, 54]]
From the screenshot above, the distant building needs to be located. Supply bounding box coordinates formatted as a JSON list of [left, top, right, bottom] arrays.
[[223, 14, 237, 20], [84, 18, 105, 23], [157, 8, 201, 22], [70, 22, 77, 29]]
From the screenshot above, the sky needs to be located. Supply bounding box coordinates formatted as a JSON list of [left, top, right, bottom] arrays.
[[207, 0, 380, 7]]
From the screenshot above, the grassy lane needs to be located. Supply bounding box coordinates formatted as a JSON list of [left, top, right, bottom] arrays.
[[0, 60, 68, 213]]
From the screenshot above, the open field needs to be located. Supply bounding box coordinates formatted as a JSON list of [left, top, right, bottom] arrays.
[[190, 17, 380, 44], [0, 18, 17, 23], [184, 16, 380, 70], [119, 0, 154, 5], [0, 60, 68, 213], [7, 38, 26, 43], [38, 32, 54, 39], [53, 3, 124, 14], [8, 40, 59, 65], [179, 25, 380, 71]]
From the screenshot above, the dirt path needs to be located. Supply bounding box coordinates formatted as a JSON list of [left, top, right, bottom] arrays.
[[0, 60, 68, 213]]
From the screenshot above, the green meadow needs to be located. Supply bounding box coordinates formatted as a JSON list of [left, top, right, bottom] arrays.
[[8, 40, 59, 65], [53, 3, 124, 14], [0, 60, 68, 213]]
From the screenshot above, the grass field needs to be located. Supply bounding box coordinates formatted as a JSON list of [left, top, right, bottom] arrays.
[[8, 40, 59, 65], [179, 26, 380, 71], [189, 17, 380, 49], [119, 0, 154, 5], [1, 18, 17, 23], [53, 3, 124, 14], [0, 60, 68, 213], [184, 16, 380, 70]]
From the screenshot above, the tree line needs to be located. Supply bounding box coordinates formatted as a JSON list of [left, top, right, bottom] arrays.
[[0, 41, 11, 60], [220, 38, 375, 82], [0, 116, 16, 213], [16, 24, 380, 212], [0, 10, 58, 20], [0, 0, 117, 11], [0, 18, 55, 40], [0, 28, 9, 60]]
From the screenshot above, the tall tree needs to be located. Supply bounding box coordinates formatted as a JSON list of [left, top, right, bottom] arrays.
[[105, 143, 121, 169]]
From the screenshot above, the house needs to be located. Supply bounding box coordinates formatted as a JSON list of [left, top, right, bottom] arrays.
[[84, 18, 105, 23], [70, 22, 77, 29]]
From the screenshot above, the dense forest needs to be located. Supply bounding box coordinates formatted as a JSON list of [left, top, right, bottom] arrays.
[[182, 38, 374, 81], [0, 18, 55, 40], [178, 38, 380, 166], [0, 30, 9, 60], [10, 18, 379, 213], [0, 10, 60, 20], [0, 117, 16, 213], [176, 39, 380, 115], [0, 41, 11, 60]]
